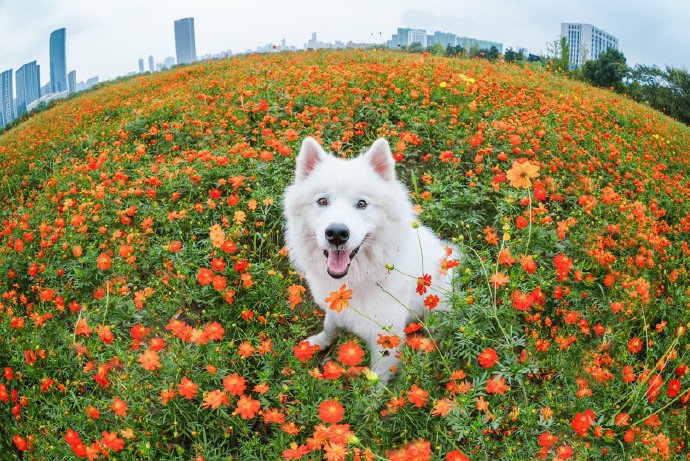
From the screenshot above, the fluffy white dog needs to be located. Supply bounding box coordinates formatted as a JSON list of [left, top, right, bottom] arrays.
[[284, 137, 456, 383]]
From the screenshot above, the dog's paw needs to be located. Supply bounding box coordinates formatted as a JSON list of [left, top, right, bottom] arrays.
[[305, 333, 330, 350]]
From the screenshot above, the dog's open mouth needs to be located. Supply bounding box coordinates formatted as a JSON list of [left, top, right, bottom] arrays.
[[323, 246, 360, 279]]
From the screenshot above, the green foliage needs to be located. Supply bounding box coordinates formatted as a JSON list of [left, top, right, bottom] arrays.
[[581, 48, 628, 92]]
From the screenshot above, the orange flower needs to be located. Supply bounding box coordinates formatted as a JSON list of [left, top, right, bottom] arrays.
[[178, 377, 199, 400], [407, 384, 429, 408], [196, 268, 214, 286], [377, 334, 401, 350], [486, 376, 510, 395], [223, 373, 246, 396], [431, 398, 456, 417], [235, 394, 260, 419], [209, 224, 225, 248], [96, 252, 112, 270], [111, 397, 128, 417], [138, 349, 161, 371], [506, 159, 540, 189], [489, 272, 509, 288], [318, 399, 345, 424], [100, 431, 125, 451], [478, 348, 499, 368], [202, 389, 229, 409], [324, 284, 352, 312], [160, 387, 176, 405]]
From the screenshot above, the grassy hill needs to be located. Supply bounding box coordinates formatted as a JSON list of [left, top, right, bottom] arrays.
[[1, 49, 689, 460]]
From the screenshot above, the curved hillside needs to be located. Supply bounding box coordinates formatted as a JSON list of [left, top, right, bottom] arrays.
[[1, 49, 689, 460]]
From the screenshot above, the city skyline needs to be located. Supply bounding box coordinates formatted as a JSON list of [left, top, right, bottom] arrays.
[[1, 0, 689, 87]]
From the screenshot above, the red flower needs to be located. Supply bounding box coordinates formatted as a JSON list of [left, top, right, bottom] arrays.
[[515, 215, 528, 229], [628, 337, 643, 354], [318, 399, 345, 424], [478, 348, 498, 369], [337, 341, 364, 366], [293, 340, 320, 362], [511, 289, 533, 311], [553, 253, 573, 281], [424, 294, 440, 309], [667, 378, 681, 398], [13, 434, 28, 451], [416, 274, 432, 295], [646, 374, 663, 403], [446, 450, 470, 461], [571, 409, 595, 437]]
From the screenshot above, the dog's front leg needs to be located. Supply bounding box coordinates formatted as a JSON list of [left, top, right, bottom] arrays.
[[306, 313, 339, 350]]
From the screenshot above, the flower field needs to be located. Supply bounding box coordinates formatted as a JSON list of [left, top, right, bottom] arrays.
[[1, 49, 689, 460]]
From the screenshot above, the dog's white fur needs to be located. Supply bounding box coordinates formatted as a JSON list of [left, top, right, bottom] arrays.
[[284, 137, 454, 383]]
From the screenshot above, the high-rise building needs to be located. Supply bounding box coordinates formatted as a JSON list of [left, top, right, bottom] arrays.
[[16, 61, 41, 116], [174, 18, 196, 65], [68, 70, 77, 93], [50, 28, 68, 94], [148, 55, 155, 73], [1, 69, 15, 128], [561, 23, 619, 69], [138, 58, 145, 73]]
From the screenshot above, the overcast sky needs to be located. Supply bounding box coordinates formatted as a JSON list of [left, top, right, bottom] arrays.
[[0, 0, 688, 84]]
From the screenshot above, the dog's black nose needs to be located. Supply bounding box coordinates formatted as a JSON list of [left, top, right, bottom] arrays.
[[325, 224, 349, 246]]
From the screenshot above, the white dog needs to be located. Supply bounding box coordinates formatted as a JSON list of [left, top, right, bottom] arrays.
[[283, 137, 456, 383]]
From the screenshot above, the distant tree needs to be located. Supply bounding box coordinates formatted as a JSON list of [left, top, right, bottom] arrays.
[[407, 42, 424, 53], [428, 42, 445, 55], [505, 48, 525, 63], [626, 64, 690, 124], [486, 46, 500, 61], [546, 37, 570, 72], [581, 48, 628, 92], [445, 44, 465, 57]]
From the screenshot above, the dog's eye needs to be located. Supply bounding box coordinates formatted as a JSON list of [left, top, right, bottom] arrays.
[[356, 199, 368, 209], [317, 197, 328, 206]]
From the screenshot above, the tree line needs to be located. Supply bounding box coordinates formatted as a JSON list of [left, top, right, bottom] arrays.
[[402, 38, 690, 126]]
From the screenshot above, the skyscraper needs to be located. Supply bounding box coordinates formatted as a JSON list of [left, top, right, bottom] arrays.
[[50, 28, 68, 93], [174, 18, 196, 65], [561, 23, 619, 69], [1, 69, 15, 128], [148, 55, 155, 72], [138, 58, 145, 73], [15, 61, 41, 116], [68, 70, 77, 93]]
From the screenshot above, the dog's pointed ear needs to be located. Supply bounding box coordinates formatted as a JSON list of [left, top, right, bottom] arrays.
[[295, 137, 327, 181], [364, 138, 395, 181]]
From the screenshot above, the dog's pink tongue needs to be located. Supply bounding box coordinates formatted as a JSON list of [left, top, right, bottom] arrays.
[[327, 250, 350, 274]]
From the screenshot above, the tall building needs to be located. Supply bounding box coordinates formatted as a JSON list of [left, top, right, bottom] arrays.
[[174, 18, 196, 65], [68, 70, 77, 93], [561, 23, 619, 69], [148, 55, 155, 72], [50, 28, 68, 93], [1, 69, 15, 128], [16, 61, 41, 116], [138, 58, 145, 73]]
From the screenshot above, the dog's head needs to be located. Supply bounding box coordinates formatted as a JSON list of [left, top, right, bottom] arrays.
[[284, 137, 406, 279]]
